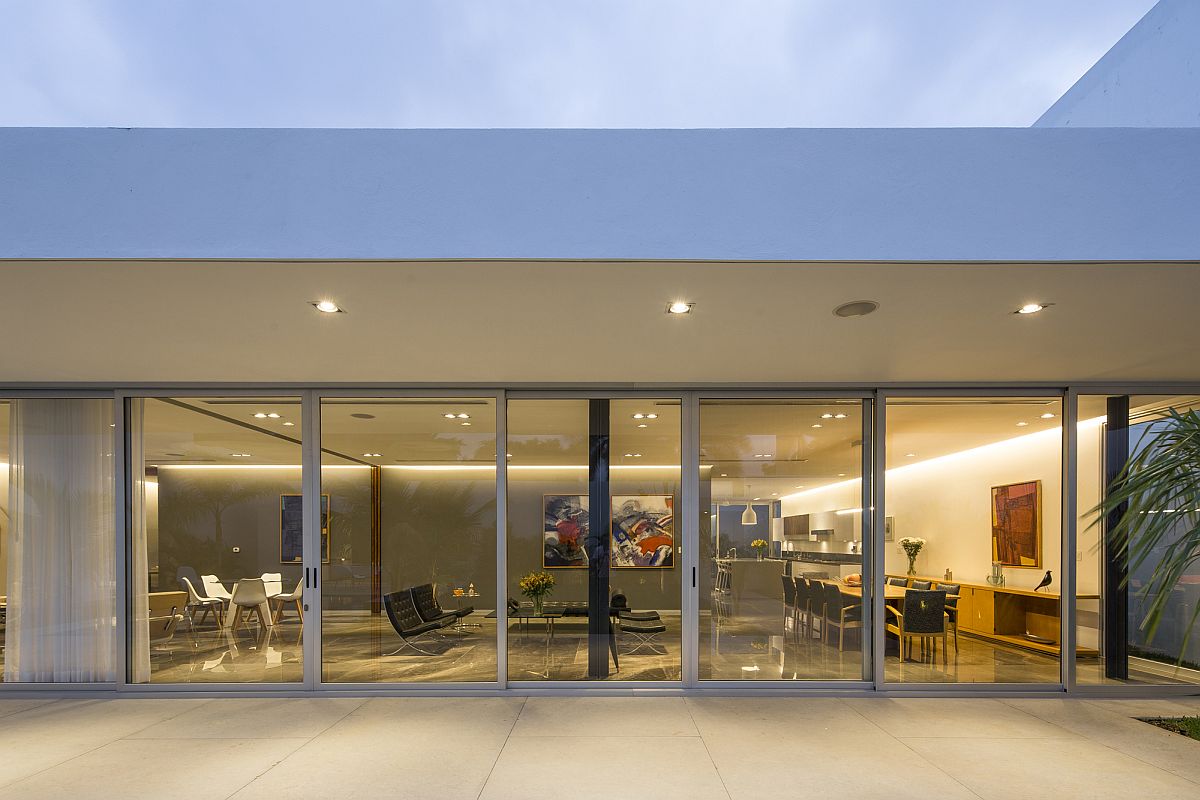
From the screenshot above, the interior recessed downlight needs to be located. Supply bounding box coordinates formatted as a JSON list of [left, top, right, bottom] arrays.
[[834, 413, 847, 419], [666, 301, 694, 315], [312, 300, 343, 313], [253, 412, 268, 419], [1015, 302, 1052, 315], [443, 413, 457, 419], [833, 300, 879, 318], [282, 421, 295, 426], [456, 413, 470, 419], [267, 412, 280, 419], [905, 453, 916, 458], [461, 421, 472, 427], [821, 413, 833, 419], [637, 423, 648, 428], [1040, 413, 1056, 419], [812, 424, 823, 429], [646, 413, 658, 419], [633, 413, 645, 419], [1016, 421, 1029, 427]]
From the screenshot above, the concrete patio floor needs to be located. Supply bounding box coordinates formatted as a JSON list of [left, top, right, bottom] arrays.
[[1, 695, 1198, 799]]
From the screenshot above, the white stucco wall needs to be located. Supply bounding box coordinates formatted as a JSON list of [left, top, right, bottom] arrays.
[[1036, 0, 1200, 127], [1, 126, 1198, 261]]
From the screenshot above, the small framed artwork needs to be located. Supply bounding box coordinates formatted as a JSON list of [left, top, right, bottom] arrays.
[[611, 495, 674, 569], [991, 480, 1041, 568], [543, 494, 589, 568], [280, 493, 331, 564], [884, 516, 895, 542]]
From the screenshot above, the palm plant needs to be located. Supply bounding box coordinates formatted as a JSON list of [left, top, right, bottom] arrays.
[[1092, 407, 1200, 659]]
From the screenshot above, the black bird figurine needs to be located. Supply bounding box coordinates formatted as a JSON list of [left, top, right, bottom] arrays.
[[1034, 570, 1052, 592]]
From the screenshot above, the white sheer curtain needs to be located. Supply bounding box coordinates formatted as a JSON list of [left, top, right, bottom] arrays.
[[5, 398, 115, 683], [129, 398, 150, 682]]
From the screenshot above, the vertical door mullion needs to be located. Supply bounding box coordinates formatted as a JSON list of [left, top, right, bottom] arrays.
[[859, 396, 874, 683], [496, 390, 508, 688], [302, 390, 322, 691], [1062, 388, 1078, 693], [871, 391, 887, 689], [114, 392, 130, 690], [681, 392, 700, 688]]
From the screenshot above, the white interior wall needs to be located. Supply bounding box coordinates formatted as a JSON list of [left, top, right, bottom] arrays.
[[782, 424, 1102, 594]]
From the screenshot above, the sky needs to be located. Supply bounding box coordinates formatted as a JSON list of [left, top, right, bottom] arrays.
[[0, 0, 1159, 128]]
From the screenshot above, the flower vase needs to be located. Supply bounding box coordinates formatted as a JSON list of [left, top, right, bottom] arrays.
[[533, 596, 544, 616], [906, 556, 917, 576]]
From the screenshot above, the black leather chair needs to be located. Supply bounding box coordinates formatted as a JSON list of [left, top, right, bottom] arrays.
[[383, 590, 451, 655], [886, 576, 908, 587], [911, 580, 933, 590], [781, 574, 797, 635], [790, 576, 809, 639], [411, 583, 473, 627]]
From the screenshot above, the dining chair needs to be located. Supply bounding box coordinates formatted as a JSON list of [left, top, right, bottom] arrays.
[[791, 576, 810, 639], [936, 582, 960, 651], [780, 574, 797, 637], [807, 579, 826, 639], [260, 572, 284, 599], [885, 589, 947, 664], [822, 582, 862, 651], [181, 575, 224, 628], [271, 578, 305, 624], [229, 578, 270, 632], [911, 580, 933, 590], [886, 576, 908, 587], [201, 575, 233, 603]]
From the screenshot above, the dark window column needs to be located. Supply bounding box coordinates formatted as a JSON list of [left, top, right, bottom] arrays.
[[1104, 395, 1130, 680], [587, 399, 612, 679]]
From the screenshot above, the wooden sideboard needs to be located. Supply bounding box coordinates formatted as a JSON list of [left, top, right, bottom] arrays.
[[887, 575, 1098, 657]]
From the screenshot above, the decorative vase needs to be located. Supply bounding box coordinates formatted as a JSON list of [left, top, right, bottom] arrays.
[[906, 555, 917, 576], [533, 596, 544, 616]]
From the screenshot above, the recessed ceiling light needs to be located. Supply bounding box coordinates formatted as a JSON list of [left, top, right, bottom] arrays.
[[267, 412, 280, 419], [837, 473, 846, 477], [362, 452, 383, 458], [253, 412, 268, 419], [637, 423, 648, 428], [794, 485, 805, 489], [753, 497, 761, 501], [461, 421, 472, 427], [905, 453, 916, 458], [834, 413, 847, 419], [833, 300, 879, 318], [1040, 413, 1056, 419], [283, 422, 295, 426], [666, 301, 694, 315], [623, 453, 634, 458], [457, 413, 470, 419], [771, 492, 778, 496], [1016, 421, 1029, 427], [1015, 302, 1051, 315], [230, 453, 252, 458], [821, 413, 833, 419], [721, 473, 728, 477], [443, 413, 457, 419], [506, 453, 513, 458], [812, 423, 823, 428], [633, 413, 645, 419], [312, 300, 343, 313], [646, 413, 658, 419]]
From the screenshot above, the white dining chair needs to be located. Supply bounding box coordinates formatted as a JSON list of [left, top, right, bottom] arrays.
[[260, 572, 284, 599], [201, 574, 233, 602], [271, 578, 305, 624], [229, 577, 270, 632], [182, 576, 224, 628]]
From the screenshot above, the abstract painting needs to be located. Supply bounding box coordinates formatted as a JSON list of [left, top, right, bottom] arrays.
[[991, 480, 1041, 568], [611, 495, 674, 568], [543, 494, 589, 568]]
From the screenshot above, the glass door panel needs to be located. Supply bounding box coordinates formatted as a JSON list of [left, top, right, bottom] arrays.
[[127, 396, 304, 684], [506, 398, 681, 682], [319, 398, 498, 683], [699, 399, 869, 682]]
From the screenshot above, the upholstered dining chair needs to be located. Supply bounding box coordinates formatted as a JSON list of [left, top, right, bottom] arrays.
[[822, 582, 862, 651], [229, 578, 270, 632], [780, 574, 797, 637], [936, 582, 961, 651], [791, 576, 810, 639], [885, 589, 947, 664], [886, 576, 908, 587], [910, 580, 933, 590]]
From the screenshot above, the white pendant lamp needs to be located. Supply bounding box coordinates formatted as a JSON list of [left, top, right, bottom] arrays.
[[740, 486, 758, 526]]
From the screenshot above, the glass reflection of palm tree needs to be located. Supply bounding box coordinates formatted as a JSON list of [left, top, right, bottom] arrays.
[[158, 473, 270, 577]]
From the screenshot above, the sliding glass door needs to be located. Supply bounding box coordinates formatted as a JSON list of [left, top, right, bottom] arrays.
[[506, 397, 682, 682]]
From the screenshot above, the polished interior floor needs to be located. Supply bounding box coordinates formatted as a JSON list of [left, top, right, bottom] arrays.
[[2, 694, 1200, 799]]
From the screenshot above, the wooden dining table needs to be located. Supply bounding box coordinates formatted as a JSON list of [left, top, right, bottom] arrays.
[[835, 582, 959, 604]]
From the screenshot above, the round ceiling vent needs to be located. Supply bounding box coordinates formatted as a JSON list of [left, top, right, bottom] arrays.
[[833, 300, 879, 318]]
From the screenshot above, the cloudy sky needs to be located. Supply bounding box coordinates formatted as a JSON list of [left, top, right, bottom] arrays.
[[0, 0, 1156, 128]]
